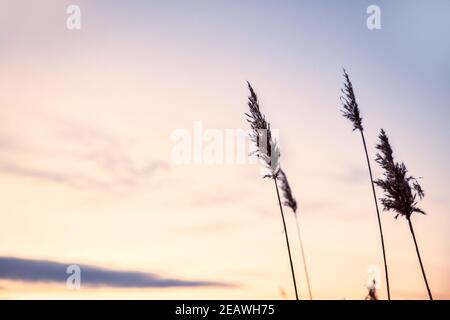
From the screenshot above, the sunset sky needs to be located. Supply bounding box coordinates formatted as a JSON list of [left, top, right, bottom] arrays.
[[0, 0, 449, 299]]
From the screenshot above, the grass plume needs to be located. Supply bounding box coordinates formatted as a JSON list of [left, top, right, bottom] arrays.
[[246, 81, 280, 178], [245, 82, 298, 300], [340, 69, 363, 132], [340, 68, 391, 299], [374, 129, 433, 300]]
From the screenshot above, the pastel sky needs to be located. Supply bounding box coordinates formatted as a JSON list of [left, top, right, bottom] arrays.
[[0, 0, 449, 299]]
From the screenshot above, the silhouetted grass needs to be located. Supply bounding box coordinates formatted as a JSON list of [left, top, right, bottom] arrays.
[[278, 168, 312, 300], [374, 129, 433, 300], [340, 68, 391, 299], [246, 82, 299, 300]]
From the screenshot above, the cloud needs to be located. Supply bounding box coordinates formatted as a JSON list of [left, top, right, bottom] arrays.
[[0, 257, 229, 288], [0, 118, 170, 190], [0, 163, 80, 186], [0, 161, 168, 190]]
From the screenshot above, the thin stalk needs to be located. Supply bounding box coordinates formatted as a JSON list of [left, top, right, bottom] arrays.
[[274, 178, 299, 300], [294, 213, 312, 300], [360, 130, 391, 300], [407, 218, 433, 300]]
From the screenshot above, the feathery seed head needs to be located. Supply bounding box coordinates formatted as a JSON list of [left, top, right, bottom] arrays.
[[374, 129, 425, 219], [277, 168, 297, 213], [340, 68, 363, 132], [246, 81, 280, 178]]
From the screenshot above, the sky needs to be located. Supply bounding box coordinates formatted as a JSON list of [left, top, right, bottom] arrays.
[[0, 0, 449, 299]]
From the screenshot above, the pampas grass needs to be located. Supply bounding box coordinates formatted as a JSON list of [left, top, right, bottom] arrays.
[[278, 168, 312, 300], [374, 129, 433, 300], [246, 82, 299, 300], [340, 68, 391, 299]]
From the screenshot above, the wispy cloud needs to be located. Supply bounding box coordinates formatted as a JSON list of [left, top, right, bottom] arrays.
[[0, 257, 230, 288], [0, 163, 82, 187], [0, 118, 169, 190], [0, 161, 168, 190]]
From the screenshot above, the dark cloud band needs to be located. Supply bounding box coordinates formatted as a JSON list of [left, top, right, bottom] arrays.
[[0, 257, 229, 288]]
